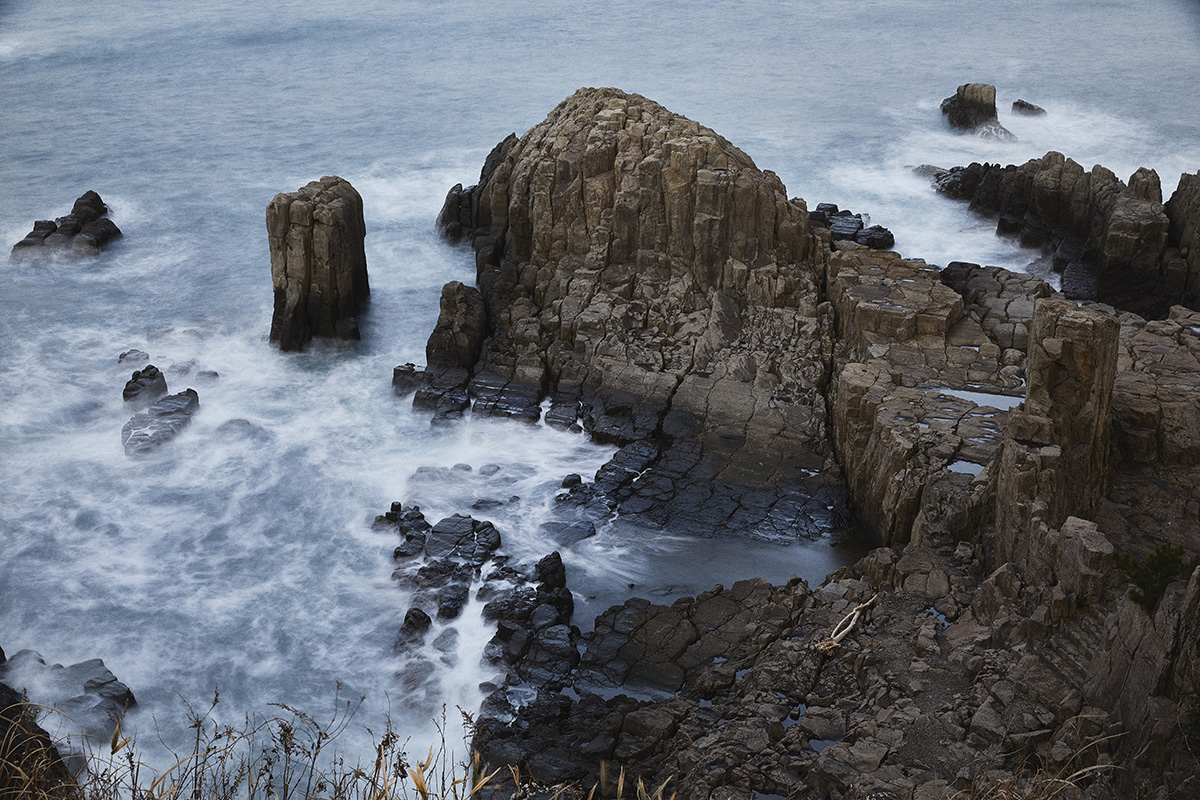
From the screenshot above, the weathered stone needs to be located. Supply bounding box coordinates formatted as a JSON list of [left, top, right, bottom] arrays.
[[1011, 99, 1047, 116], [940, 83, 1015, 141], [267, 176, 368, 351], [11, 191, 121, 261], [122, 364, 167, 404], [120, 389, 199, 455]]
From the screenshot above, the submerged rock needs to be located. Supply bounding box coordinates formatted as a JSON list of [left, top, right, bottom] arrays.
[[1012, 98, 1047, 116], [121, 388, 199, 455], [267, 176, 369, 351], [10, 191, 122, 261]]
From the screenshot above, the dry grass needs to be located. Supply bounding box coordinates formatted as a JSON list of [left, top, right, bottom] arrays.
[[1, 689, 681, 800]]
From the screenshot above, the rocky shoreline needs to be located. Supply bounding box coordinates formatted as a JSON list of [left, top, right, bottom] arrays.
[[386, 87, 1200, 798]]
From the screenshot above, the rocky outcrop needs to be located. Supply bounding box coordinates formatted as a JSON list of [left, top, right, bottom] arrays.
[[121, 388, 199, 455], [422, 89, 1200, 798], [267, 176, 369, 351], [428, 87, 841, 537], [932, 152, 1180, 315], [122, 364, 167, 404], [10, 191, 122, 260], [1165, 170, 1200, 307], [940, 83, 1015, 141], [808, 204, 894, 250], [1011, 99, 1046, 116]]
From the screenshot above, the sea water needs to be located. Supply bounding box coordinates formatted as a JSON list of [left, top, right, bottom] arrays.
[[2, 0, 1199, 765]]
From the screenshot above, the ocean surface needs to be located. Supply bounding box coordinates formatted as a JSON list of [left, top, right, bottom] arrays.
[[3, 0, 1200, 766]]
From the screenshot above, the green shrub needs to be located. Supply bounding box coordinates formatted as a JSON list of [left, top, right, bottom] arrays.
[[1113, 542, 1187, 611]]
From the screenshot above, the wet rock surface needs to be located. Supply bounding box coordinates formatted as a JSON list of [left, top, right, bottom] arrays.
[[122, 364, 167, 404], [267, 175, 369, 351], [940, 83, 1015, 141], [121, 388, 199, 455], [415, 89, 1200, 798], [0, 648, 137, 779], [930, 151, 1200, 317], [10, 191, 122, 260]]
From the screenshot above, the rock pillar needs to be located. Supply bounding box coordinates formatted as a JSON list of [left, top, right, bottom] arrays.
[[993, 298, 1119, 568], [267, 176, 368, 351]]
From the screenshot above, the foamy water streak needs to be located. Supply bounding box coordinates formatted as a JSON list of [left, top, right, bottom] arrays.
[[2, 0, 1199, 770]]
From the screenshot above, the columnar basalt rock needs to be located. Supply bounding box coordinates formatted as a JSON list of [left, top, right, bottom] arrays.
[[267, 176, 369, 351], [10, 191, 122, 260], [431, 87, 834, 533], [940, 83, 1015, 141], [1165, 170, 1200, 306], [932, 153, 1177, 314], [992, 298, 1118, 570]]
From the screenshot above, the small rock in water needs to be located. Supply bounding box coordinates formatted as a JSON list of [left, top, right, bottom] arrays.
[[122, 365, 167, 404], [11, 191, 122, 261], [121, 389, 199, 455], [561, 473, 583, 489], [1011, 99, 1047, 116], [118, 349, 148, 363]]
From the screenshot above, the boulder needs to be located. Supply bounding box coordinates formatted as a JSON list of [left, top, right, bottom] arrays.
[[122, 364, 167, 404], [940, 83, 1015, 141], [1011, 99, 1046, 116], [267, 176, 369, 351], [121, 389, 199, 455], [11, 191, 121, 261]]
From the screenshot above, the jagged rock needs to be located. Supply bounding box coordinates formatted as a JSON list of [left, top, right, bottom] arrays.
[[122, 364, 167, 404], [11, 191, 122, 261], [1165, 170, 1200, 307], [120, 388, 199, 455], [412, 281, 490, 420], [267, 176, 369, 351], [391, 363, 424, 396], [436, 133, 519, 242], [432, 87, 840, 535], [394, 607, 432, 648], [933, 152, 1176, 315], [940, 83, 1015, 141], [1011, 99, 1046, 116]]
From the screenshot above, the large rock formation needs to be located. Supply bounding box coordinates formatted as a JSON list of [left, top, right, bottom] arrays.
[[940, 83, 1015, 141], [931, 152, 1197, 316], [428, 87, 840, 537], [10, 191, 122, 260], [267, 176, 369, 351], [420, 89, 1200, 798]]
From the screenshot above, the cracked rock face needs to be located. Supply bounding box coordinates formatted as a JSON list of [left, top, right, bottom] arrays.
[[267, 176, 369, 351], [431, 87, 839, 537]]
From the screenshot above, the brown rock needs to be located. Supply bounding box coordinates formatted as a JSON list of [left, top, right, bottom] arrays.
[[267, 176, 368, 351]]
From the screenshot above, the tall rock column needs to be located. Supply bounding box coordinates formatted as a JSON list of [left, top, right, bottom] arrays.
[[267, 176, 369, 351], [992, 298, 1119, 570]]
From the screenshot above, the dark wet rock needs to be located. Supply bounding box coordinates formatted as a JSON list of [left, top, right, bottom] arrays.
[[11, 191, 121, 261], [118, 349, 149, 363], [561, 473, 582, 489], [855, 225, 894, 250], [391, 363, 424, 396], [395, 607, 433, 649], [932, 152, 1180, 316], [534, 551, 566, 590], [121, 388, 199, 455], [1, 648, 136, 775], [437, 584, 470, 620], [483, 586, 538, 624], [827, 212, 863, 241], [539, 520, 596, 546], [122, 364, 167, 404], [1012, 99, 1047, 116], [267, 176, 368, 351], [940, 83, 1015, 141]]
